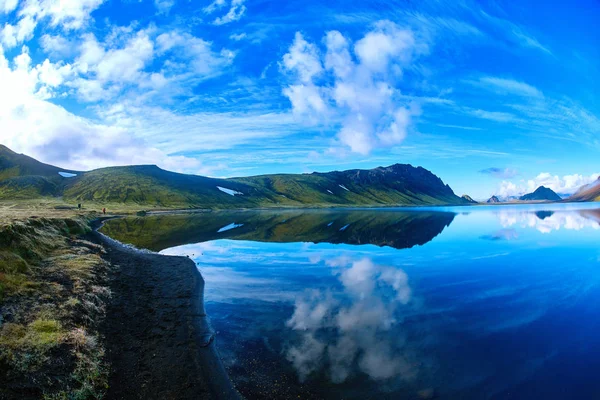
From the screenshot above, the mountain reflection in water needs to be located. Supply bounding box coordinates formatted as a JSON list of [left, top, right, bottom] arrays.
[[101, 205, 600, 399], [100, 209, 456, 251]]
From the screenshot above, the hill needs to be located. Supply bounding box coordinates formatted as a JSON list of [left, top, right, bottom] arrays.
[[568, 177, 600, 202], [461, 194, 478, 204], [0, 145, 77, 180], [519, 186, 561, 201], [0, 145, 468, 208], [0, 146, 80, 199], [487, 196, 500, 203]]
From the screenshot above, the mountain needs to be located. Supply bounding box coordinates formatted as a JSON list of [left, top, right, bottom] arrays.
[[568, 177, 600, 202], [0, 145, 80, 199], [461, 194, 478, 204], [519, 186, 561, 201], [0, 144, 77, 180], [0, 145, 467, 208], [487, 196, 500, 203]]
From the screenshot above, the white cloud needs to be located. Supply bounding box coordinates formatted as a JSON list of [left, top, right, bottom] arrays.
[[282, 32, 322, 83], [204, 0, 246, 25], [154, 0, 174, 13], [0, 0, 18, 14], [281, 21, 425, 155], [475, 76, 543, 98], [480, 10, 552, 55], [0, 37, 297, 174], [0, 0, 104, 49], [470, 109, 517, 122], [203, 0, 226, 14], [19, 0, 105, 31], [0, 45, 201, 172], [87, 31, 154, 83], [229, 32, 246, 41], [40, 33, 75, 57], [0, 16, 36, 48], [497, 172, 600, 197], [156, 31, 235, 77]]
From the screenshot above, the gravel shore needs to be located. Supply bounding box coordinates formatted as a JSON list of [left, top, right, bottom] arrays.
[[93, 226, 239, 400]]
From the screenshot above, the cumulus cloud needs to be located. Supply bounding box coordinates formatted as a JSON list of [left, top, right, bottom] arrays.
[[479, 167, 518, 179], [280, 21, 426, 155], [0, 45, 200, 171], [156, 30, 235, 78], [497, 172, 600, 198], [39, 33, 76, 57], [0, 29, 292, 174], [286, 257, 415, 383], [1, 15, 36, 48], [3, 0, 106, 43], [0, 0, 18, 14], [204, 0, 246, 25]]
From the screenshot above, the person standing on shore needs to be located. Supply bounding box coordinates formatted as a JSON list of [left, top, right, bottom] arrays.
[[102, 207, 106, 215]]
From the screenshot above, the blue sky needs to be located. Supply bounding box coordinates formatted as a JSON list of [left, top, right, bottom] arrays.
[[0, 0, 598, 199]]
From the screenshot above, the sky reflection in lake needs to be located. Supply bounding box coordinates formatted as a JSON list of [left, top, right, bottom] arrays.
[[104, 204, 600, 399]]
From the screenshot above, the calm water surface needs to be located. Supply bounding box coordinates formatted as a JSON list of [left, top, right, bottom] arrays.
[[102, 204, 600, 399]]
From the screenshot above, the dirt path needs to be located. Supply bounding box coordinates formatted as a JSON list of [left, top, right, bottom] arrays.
[[92, 228, 240, 400]]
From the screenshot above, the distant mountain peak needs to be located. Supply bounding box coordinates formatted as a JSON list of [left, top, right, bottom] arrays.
[[487, 195, 500, 203], [519, 186, 561, 201], [461, 194, 477, 204]]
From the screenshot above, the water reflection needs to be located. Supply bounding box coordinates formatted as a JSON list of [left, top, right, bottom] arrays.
[[101, 209, 456, 251], [286, 256, 412, 383], [100, 204, 600, 399], [496, 208, 600, 233], [101, 205, 600, 253]]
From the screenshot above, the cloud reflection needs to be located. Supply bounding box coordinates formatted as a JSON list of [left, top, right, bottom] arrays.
[[496, 210, 600, 234], [286, 257, 414, 384]]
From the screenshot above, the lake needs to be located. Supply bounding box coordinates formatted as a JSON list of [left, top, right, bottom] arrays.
[[101, 203, 600, 399]]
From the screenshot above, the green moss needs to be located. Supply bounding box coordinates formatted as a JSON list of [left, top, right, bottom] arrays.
[[0, 319, 64, 351], [28, 319, 64, 349]]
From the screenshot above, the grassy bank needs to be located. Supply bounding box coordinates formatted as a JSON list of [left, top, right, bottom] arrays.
[[0, 213, 112, 399]]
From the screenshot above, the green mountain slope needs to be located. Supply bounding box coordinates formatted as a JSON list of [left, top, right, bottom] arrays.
[[0, 144, 468, 208], [234, 164, 464, 206], [0, 145, 76, 180], [0, 145, 79, 199]]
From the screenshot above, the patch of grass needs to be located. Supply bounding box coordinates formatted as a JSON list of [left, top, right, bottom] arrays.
[[0, 250, 29, 274], [0, 215, 111, 399], [0, 272, 38, 298], [0, 319, 64, 352]]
